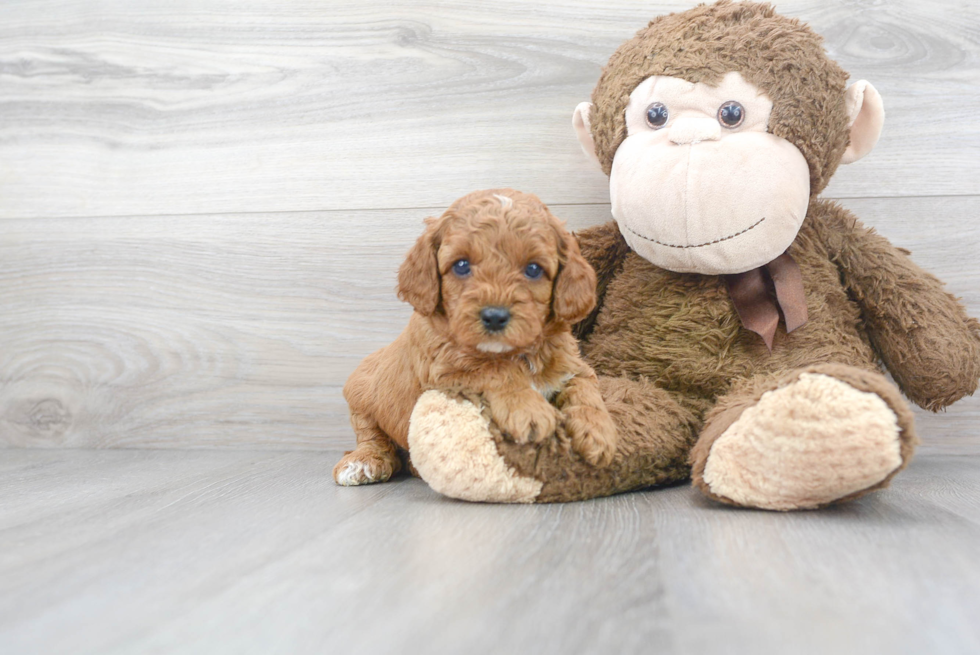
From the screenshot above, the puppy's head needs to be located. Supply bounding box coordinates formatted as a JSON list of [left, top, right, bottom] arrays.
[[398, 189, 596, 355]]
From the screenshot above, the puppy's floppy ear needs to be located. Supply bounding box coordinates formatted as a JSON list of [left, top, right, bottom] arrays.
[[552, 226, 597, 324], [398, 216, 444, 316]]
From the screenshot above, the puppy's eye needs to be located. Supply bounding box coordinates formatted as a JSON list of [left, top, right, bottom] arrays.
[[524, 263, 544, 280], [718, 101, 745, 128], [645, 102, 668, 129], [452, 259, 471, 277]]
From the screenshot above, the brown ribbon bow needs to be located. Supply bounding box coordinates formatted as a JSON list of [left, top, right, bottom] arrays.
[[725, 252, 808, 352]]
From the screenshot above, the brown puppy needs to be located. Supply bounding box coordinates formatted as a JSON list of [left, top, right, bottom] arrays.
[[334, 189, 617, 486]]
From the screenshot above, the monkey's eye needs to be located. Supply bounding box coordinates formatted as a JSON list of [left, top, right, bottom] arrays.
[[524, 263, 544, 280], [645, 102, 669, 129], [452, 259, 471, 277], [718, 101, 745, 128]]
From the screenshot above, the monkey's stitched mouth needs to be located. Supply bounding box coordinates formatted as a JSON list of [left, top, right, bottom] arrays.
[[623, 216, 766, 249]]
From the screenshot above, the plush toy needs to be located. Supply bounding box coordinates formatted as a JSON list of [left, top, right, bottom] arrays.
[[406, 0, 980, 509]]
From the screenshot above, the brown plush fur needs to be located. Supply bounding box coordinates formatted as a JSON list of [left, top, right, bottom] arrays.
[[469, 1, 980, 505], [577, 203, 980, 411], [334, 189, 617, 485], [501, 376, 700, 502]]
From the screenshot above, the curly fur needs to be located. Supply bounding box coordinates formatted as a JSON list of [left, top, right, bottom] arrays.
[[334, 189, 617, 486]]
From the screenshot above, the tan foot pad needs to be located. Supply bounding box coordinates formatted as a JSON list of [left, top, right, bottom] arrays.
[[703, 373, 903, 510], [408, 390, 543, 503]]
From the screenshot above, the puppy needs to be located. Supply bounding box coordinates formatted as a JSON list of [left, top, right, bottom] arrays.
[[334, 189, 617, 486]]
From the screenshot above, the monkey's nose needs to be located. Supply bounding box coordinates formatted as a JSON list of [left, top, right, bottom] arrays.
[[669, 117, 721, 145], [480, 306, 511, 333]]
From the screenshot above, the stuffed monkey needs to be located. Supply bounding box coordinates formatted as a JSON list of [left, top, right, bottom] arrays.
[[406, 1, 980, 509]]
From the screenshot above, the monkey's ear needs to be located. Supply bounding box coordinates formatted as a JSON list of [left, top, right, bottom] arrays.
[[553, 230, 598, 324], [397, 218, 442, 316], [841, 81, 884, 165], [573, 102, 604, 172]]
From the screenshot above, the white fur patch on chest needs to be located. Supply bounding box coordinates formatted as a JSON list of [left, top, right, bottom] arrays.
[[533, 373, 574, 402]]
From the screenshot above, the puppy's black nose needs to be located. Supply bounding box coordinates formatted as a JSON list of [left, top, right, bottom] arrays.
[[480, 306, 511, 333]]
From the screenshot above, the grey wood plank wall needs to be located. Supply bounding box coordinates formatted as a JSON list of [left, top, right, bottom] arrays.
[[1, 0, 979, 451]]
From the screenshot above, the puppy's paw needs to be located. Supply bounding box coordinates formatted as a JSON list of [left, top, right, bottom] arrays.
[[333, 448, 399, 486], [494, 397, 560, 445], [564, 405, 617, 467]]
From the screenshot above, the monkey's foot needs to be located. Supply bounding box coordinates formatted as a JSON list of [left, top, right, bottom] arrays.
[[408, 390, 543, 503], [692, 365, 917, 510]]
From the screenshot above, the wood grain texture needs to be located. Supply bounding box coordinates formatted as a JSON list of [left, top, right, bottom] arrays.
[[1, 197, 977, 451], [0, 449, 978, 654], [1, 0, 979, 219], [2, 4, 978, 653]]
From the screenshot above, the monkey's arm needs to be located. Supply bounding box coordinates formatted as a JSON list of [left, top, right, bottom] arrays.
[[813, 200, 980, 410], [572, 221, 632, 342]]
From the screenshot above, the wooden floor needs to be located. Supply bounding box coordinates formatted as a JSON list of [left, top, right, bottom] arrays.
[[1, 449, 978, 655], [2, 1, 980, 653]]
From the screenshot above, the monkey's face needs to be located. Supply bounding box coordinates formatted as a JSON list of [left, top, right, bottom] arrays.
[[603, 72, 811, 275]]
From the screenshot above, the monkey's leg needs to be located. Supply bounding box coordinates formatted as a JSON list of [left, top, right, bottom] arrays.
[[408, 377, 699, 503], [531, 376, 699, 502], [333, 412, 403, 486], [690, 364, 918, 511]]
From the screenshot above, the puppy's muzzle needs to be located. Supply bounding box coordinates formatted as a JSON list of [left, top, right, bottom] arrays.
[[480, 306, 511, 333]]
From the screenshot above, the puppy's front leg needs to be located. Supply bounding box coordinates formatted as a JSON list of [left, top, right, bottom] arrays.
[[484, 386, 560, 445], [557, 371, 617, 467], [333, 412, 403, 486]]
